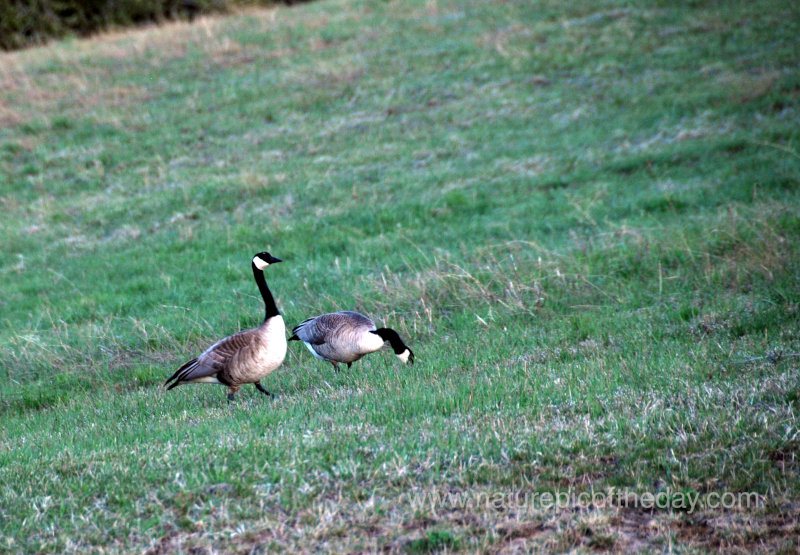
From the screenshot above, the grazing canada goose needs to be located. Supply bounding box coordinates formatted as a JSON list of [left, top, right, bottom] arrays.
[[289, 311, 415, 371], [164, 252, 287, 402]]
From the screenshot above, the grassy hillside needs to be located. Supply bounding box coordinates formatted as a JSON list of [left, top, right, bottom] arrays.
[[1, 0, 799, 551]]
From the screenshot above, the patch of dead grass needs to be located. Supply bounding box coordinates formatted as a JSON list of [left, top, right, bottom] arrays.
[[477, 23, 535, 60], [0, 6, 286, 125], [716, 68, 785, 105], [137, 495, 800, 554], [0, 64, 151, 125]]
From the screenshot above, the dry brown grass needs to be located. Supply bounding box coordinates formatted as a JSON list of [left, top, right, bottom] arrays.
[[136, 491, 800, 553], [0, 5, 285, 127]]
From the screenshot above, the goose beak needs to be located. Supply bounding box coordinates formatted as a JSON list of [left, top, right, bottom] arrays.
[[268, 256, 283, 264]]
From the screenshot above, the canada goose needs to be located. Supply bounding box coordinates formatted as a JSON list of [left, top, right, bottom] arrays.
[[289, 311, 415, 371], [164, 252, 287, 402]]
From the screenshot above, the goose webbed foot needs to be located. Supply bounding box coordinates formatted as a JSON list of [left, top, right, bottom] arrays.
[[255, 382, 273, 397]]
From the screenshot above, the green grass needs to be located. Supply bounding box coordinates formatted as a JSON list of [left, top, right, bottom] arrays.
[[1, 0, 799, 551]]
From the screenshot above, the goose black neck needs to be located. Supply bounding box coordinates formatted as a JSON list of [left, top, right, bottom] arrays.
[[373, 328, 406, 354], [252, 262, 280, 321]]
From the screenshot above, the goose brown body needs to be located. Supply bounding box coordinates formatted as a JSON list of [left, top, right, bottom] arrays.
[[167, 317, 286, 394], [290, 311, 414, 370], [164, 252, 286, 401]]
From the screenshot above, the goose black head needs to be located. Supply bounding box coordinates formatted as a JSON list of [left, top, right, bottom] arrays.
[[370, 328, 415, 365], [253, 252, 282, 270]]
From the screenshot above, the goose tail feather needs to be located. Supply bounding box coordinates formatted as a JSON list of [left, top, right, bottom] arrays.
[[291, 317, 315, 335], [164, 357, 198, 389]]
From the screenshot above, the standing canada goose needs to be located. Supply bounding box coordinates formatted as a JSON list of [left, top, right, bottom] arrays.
[[289, 311, 414, 371], [164, 252, 287, 402]]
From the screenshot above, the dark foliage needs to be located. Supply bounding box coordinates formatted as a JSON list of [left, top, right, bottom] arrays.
[[0, 0, 306, 51]]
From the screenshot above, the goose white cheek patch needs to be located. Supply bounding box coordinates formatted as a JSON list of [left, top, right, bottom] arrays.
[[253, 257, 270, 270], [397, 349, 411, 363]]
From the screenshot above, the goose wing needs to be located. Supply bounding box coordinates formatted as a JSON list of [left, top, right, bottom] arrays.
[[166, 329, 256, 387], [292, 312, 374, 345], [291, 316, 332, 345]]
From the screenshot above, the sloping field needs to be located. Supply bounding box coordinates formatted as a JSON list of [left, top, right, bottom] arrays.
[[1, 0, 799, 551]]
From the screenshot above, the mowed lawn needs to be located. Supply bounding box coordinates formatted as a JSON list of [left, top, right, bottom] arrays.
[[1, 0, 799, 551]]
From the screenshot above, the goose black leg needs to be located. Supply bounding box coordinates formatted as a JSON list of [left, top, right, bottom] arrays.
[[332, 362, 340, 372], [227, 392, 235, 403], [346, 362, 352, 369], [255, 382, 273, 397]]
